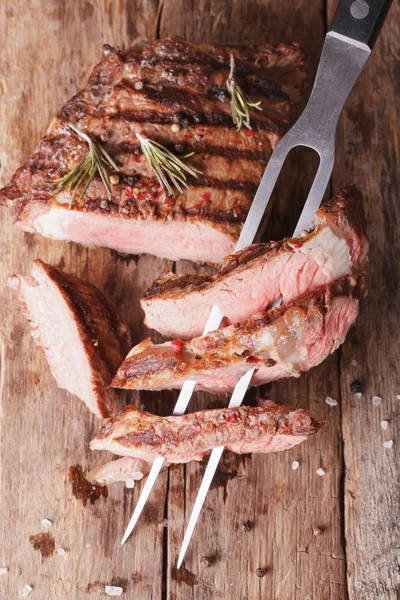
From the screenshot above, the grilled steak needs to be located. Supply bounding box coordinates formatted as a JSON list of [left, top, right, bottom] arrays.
[[89, 400, 322, 484], [142, 185, 368, 338], [9, 260, 131, 418], [113, 273, 367, 393], [0, 36, 306, 263]]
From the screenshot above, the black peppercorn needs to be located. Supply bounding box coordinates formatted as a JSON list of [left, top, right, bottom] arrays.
[[242, 520, 251, 532], [255, 568, 266, 578], [350, 380, 362, 393]]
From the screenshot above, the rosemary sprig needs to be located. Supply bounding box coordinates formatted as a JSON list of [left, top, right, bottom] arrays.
[[226, 55, 262, 130], [136, 133, 201, 197], [50, 123, 119, 208]]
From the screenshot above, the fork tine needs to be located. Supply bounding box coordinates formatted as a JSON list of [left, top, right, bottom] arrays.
[[235, 140, 294, 251], [176, 141, 335, 568], [293, 151, 335, 237]]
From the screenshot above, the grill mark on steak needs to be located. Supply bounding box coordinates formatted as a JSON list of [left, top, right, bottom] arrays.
[[114, 140, 271, 163], [115, 79, 289, 118], [111, 108, 284, 131], [124, 350, 180, 379], [139, 37, 306, 70], [77, 117, 280, 154], [111, 52, 292, 102]]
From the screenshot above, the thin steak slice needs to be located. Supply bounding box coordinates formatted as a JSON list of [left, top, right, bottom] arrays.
[[0, 36, 306, 264], [89, 400, 322, 484], [112, 273, 367, 394], [87, 456, 151, 486], [8, 260, 131, 418], [142, 185, 368, 338]]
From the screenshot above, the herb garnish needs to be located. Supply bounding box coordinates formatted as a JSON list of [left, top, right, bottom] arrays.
[[226, 55, 262, 130], [49, 124, 119, 208], [136, 133, 201, 197]]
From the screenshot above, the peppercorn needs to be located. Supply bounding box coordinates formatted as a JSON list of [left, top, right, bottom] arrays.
[[350, 380, 362, 393], [255, 568, 266, 578]]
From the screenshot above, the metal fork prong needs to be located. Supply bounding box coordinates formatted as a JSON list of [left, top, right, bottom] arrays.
[[293, 150, 335, 237], [235, 142, 293, 252]]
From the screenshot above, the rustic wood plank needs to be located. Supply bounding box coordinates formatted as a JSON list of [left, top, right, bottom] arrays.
[[0, 2, 169, 599], [1, 2, 398, 599], [327, 1, 400, 598], [160, 2, 348, 599]]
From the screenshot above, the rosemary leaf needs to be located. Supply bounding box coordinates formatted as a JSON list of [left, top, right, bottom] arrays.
[[136, 133, 201, 197], [49, 123, 118, 208], [226, 54, 262, 130]]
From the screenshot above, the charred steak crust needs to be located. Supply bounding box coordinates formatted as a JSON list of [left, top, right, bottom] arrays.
[[92, 402, 322, 458], [113, 272, 367, 391], [143, 185, 367, 301], [0, 36, 306, 263]]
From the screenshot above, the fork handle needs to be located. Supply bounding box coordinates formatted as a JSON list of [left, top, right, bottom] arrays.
[[331, 0, 392, 47]]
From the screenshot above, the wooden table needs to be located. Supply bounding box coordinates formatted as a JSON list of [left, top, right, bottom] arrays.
[[0, 1, 398, 599]]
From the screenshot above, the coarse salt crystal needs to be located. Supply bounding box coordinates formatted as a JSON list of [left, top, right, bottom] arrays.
[[325, 396, 338, 407], [20, 585, 33, 597], [40, 518, 52, 529], [381, 420, 389, 431], [383, 440, 393, 449], [354, 581, 363, 589], [351, 360, 357, 367], [396, 395, 400, 400], [355, 392, 362, 399], [0, 568, 8, 575], [316, 467, 326, 477], [164, 518, 168, 527], [291, 460, 300, 471], [57, 548, 66, 556], [372, 396, 382, 406], [125, 479, 135, 489], [105, 586, 123, 596]]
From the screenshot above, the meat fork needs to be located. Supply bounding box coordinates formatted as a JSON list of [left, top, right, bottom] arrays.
[[176, 0, 391, 566], [120, 0, 391, 556]]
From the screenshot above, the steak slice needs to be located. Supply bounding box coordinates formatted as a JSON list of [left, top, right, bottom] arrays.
[[8, 260, 131, 418], [89, 400, 322, 484], [113, 273, 367, 394], [0, 36, 306, 264], [87, 456, 151, 486], [142, 185, 368, 338]]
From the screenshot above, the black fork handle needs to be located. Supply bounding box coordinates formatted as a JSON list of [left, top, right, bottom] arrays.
[[330, 0, 393, 47]]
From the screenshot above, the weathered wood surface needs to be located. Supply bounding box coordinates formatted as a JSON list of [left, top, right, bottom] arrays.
[[0, 1, 398, 599], [327, 1, 400, 598]]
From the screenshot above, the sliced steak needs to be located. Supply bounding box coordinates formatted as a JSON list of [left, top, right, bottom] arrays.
[[87, 456, 151, 486], [8, 260, 131, 418], [0, 36, 306, 263], [89, 400, 322, 483], [113, 273, 367, 394], [142, 185, 368, 338]]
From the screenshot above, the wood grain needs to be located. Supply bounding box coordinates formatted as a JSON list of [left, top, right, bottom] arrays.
[[160, 2, 347, 599], [0, 1, 398, 599], [0, 2, 168, 600], [327, 1, 400, 598]]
